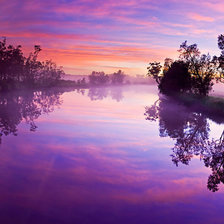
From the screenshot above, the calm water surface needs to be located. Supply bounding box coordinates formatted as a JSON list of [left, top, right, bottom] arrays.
[[0, 85, 224, 224]]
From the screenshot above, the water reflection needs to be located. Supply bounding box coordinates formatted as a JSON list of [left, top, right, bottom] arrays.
[[0, 89, 64, 144], [1, 86, 224, 223], [145, 96, 224, 192], [75, 87, 124, 102]]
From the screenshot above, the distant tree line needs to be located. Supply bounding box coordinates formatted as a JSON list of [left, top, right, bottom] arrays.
[[59, 70, 126, 88], [147, 34, 224, 96], [88, 70, 125, 86], [0, 37, 143, 91], [0, 38, 64, 91]]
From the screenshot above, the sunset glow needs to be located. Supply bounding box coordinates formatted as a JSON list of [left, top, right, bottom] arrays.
[[1, 0, 223, 75]]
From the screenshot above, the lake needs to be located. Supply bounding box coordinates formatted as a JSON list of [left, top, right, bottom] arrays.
[[0, 85, 224, 224]]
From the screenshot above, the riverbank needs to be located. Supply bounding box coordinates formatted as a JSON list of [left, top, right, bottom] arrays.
[[173, 93, 224, 123]]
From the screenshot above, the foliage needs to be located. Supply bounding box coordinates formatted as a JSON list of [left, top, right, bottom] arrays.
[[147, 62, 162, 84], [88, 71, 110, 85], [76, 78, 86, 86], [88, 70, 125, 86], [0, 38, 64, 91], [178, 41, 217, 95], [147, 35, 224, 96], [111, 70, 125, 85], [158, 61, 191, 95]]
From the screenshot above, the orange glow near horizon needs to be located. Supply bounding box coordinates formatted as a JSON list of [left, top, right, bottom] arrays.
[[0, 0, 223, 75]]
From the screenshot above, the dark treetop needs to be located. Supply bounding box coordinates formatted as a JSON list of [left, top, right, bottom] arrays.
[[0, 38, 65, 91], [147, 34, 224, 96]]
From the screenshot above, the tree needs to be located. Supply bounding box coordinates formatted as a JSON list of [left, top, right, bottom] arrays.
[[217, 34, 224, 82], [34, 60, 64, 87], [163, 58, 173, 74], [0, 38, 25, 90], [0, 38, 64, 90], [24, 45, 42, 86], [178, 41, 217, 95], [88, 71, 110, 85], [158, 61, 191, 95], [111, 70, 125, 84], [147, 62, 162, 84], [147, 37, 224, 96]]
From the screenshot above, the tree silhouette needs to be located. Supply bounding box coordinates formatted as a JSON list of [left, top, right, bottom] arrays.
[[147, 62, 162, 84], [88, 71, 110, 86], [111, 70, 125, 85], [158, 61, 191, 95], [178, 41, 217, 95], [147, 35, 224, 96], [0, 38, 64, 91], [88, 70, 127, 86]]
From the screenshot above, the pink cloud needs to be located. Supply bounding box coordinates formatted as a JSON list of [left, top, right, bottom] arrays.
[[188, 13, 215, 22], [202, 1, 224, 13], [0, 0, 221, 75]]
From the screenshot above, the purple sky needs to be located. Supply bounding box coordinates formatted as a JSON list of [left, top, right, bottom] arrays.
[[0, 0, 223, 75]]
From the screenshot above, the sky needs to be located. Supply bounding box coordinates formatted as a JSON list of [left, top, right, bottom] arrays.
[[0, 0, 224, 76]]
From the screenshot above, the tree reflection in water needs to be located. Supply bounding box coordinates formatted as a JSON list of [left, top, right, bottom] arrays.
[[0, 89, 63, 144], [76, 87, 124, 102], [0, 86, 124, 144], [88, 88, 109, 101], [145, 96, 224, 192]]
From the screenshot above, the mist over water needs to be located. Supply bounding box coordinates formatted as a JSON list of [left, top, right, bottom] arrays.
[[0, 85, 224, 224]]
